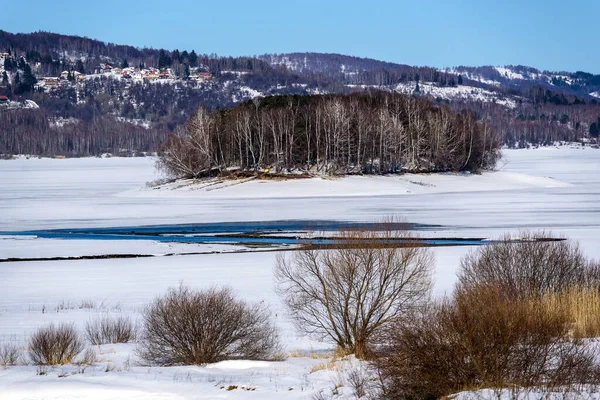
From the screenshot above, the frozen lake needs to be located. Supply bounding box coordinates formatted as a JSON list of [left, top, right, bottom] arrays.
[[0, 146, 598, 399], [1, 147, 598, 254]]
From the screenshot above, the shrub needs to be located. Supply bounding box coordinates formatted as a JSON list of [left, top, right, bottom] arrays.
[[376, 284, 600, 399], [29, 323, 84, 365], [275, 225, 433, 359], [85, 315, 136, 345], [0, 342, 22, 367], [459, 231, 600, 299], [137, 285, 281, 366]]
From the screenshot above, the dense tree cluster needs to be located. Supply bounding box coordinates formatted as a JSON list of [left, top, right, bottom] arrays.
[[454, 100, 600, 147], [262, 53, 460, 87], [158, 92, 500, 178], [0, 109, 167, 156]]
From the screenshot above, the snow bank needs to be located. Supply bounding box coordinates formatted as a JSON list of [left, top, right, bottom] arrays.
[[137, 170, 570, 199]]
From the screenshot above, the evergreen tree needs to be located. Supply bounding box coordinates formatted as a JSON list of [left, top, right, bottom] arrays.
[[1, 71, 8, 85], [4, 58, 14, 72], [76, 59, 85, 74], [184, 64, 190, 78], [181, 50, 189, 62], [22, 64, 37, 89], [158, 50, 166, 69], [67, 71, 74, 82], [121, 59, 129, 69], [18, 57, 27, 70], [189, 50, 197, 67], [12, 71, 20, 94], [158, 50, 172, 70], [172, 49, 180, 62], [414, 73, 420, 93], [458, 74, 463, 85], [590, 122, 599, 138], [42, 53, 53, 64]]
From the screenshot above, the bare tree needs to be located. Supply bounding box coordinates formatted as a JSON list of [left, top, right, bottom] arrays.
[[137, 285, 281, 366], [275, 225, 433, 359]]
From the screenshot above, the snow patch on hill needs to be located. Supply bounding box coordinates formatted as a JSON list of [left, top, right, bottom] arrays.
[[394, 82, 517, 108], [495, 67, 526, 80], [446, 69, 501, 86], [0, 99, 40, 110]]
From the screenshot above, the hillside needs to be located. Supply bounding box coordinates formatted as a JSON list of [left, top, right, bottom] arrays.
[[0, 30, 599, 156]]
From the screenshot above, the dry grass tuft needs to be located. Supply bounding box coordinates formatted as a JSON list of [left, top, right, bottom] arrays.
[[543, 285, 600, 338], [308, 359, 340, 374], [0, 342, 23, 367], [29, 323, 84, 365], [85, 315, 136, 345]]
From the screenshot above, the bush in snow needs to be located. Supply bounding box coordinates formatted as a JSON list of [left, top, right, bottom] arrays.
[[458, 231, 600, 299], [137, 285, 281, 365], [377, 232, 600, 399], [0, 342, 22, 367], [459, 231, 600, 338], [85, 315, 136, 345], [29, 323, 84, 365], [376, 283, 600, 399]]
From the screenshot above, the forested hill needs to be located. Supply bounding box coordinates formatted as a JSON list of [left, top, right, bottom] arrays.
[[0, 30, 599, 157]]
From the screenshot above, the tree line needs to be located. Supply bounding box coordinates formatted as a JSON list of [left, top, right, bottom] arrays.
[[0, 108, 167, 156], [158, 91, 501, 178]]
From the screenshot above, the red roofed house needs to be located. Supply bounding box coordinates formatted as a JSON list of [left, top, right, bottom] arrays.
[[0, 95, 9, 104]]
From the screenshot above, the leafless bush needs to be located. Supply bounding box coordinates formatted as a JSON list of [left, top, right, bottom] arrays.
[[85, 315, 136, 345], [0, 342, 22, 367], [137, 285, 281, 366], [275, 225, 434, 359], [459, 231, 600, 299], [347, 365, 373, 399], [29, 323, 84, 365], [376, 284, 600, 399], [78, 300, 96, 309], [77, 347, 98, 365]]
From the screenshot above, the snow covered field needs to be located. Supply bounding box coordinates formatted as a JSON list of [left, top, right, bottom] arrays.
[[0, 147, 598, 399]]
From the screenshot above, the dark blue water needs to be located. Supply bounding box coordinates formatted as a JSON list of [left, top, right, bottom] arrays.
[[1, 220, 487, 247]]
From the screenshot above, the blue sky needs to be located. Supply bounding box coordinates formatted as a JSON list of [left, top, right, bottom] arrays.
[[2, 0, 599, 73]]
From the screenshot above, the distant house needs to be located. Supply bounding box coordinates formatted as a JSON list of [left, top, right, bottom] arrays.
[[43, 77, 60, 87], [198, 72, 212, 80], [0, 95, 8, 104], [95, 63, 113, 74], [60, 71, 83, 81], [143, 72, 159, 81]]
